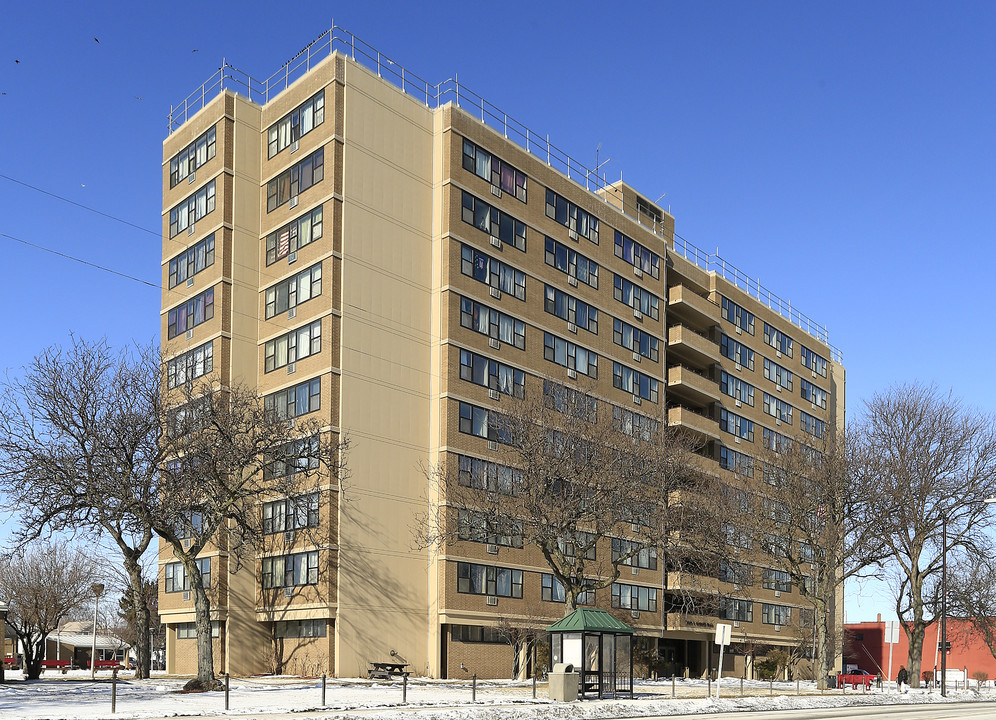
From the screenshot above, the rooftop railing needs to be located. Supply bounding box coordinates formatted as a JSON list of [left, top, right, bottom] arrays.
[[167, 24, 841, 365]]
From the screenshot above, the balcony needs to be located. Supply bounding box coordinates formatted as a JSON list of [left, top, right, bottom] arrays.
[[667, 406, 720, 442], [667, 365, 721, 407], [667, 325, 720, 368], [667, 285, 719, 331]]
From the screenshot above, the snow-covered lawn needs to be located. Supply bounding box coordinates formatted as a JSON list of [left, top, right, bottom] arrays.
[[0, 671, 991, 720]]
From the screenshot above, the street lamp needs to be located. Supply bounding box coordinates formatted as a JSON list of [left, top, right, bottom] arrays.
[[0, 600, 8, 684], [89, 583, 104, 680]]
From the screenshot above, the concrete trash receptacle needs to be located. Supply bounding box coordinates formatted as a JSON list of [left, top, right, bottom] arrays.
[[549, 663, 579, 701]]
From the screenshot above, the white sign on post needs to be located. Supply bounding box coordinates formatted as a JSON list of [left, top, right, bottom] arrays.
[[715, 623, 732, 698], [884, 620, 900, 683]]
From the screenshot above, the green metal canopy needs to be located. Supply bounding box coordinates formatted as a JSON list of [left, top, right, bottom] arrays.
[[546, 608, 634, 634]]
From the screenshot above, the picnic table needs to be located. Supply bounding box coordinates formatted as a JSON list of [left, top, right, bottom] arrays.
[[367, 661, 409, 680], [41, 659, 71, 673], [89, 659, 124, 671]]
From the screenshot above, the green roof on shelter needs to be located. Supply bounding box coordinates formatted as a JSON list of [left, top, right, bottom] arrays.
[[546, 608, 634, 634]]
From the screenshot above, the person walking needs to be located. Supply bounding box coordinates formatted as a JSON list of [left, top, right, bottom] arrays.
[[897, 665, 909, 693]]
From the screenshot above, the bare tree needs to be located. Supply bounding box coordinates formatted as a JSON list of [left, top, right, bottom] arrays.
[[0, 338, 163, 679], [419, 380, 715, 617], [945, 554, 996, 663], [143, 378, 346, 690], [855, 384, 996, 686], [495, 615, 546, 679], [0, 543, 100, 679]]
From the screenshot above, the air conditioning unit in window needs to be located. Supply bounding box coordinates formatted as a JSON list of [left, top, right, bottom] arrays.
[[188, 224, 196, 236], [631, 566, 639, 576], [634, 266, 643, 278], [182, 538, 192, 549], [568, 276, 578, 287], [188, 172, 196, 184], [569, 229, 578, 241], [182, 591, 191, 602], [812, 370, 818, 379], [776, 419, 781, 426], [487, 440, 499, 451], [288, 307, 297, 319], [490, 184, 502, 198], [490, 287, 501, 299], [630, 610, 640, 619], [284, 587, 294, 598], [735, 363, 742, 372], [288, 251, 297, 264], [286, 418, 296, 429], [633, 309, 643, 320], [286, 362, 296, 375], [734, 437, 741, 444], [776, 351, 782, 358], [486, 596, 498, 606], [490, 236, 502, 249], [631, 523, 640, 532], [488, 338, 500, 350], [185, 329, 194, 340], [567, 368, 578, 380], [290, 140, 299, 153], [735, 326, 742, 335], [776, 385, 781, 392], [812, 402, 818, 410], [774, 590, 781, 598], [567, 322, 577, 334], [488, 388, 500, 401], [774, 624, 781, 632], [733, 620, 740, 628], [186, 277, 194, 288], [735, 399, 742, 408], [633, 395, 642, 406], [633, 352, 641, 363], [486, 543, 499, 555], [289, 196, 299, 209], [284, 531, 295, 543]]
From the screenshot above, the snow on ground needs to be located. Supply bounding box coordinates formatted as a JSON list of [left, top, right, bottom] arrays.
[[0, 671, 991, 720]]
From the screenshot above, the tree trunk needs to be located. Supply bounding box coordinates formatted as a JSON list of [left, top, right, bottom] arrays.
[[21, 635, 44, 680], [907, 621, 926, 688], [123, 557, 152, 680], [193, 579, 216, 687], [813, 599, 829, 690]]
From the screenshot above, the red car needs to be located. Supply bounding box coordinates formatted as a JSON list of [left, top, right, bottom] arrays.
[[837, 669, 876, 689]]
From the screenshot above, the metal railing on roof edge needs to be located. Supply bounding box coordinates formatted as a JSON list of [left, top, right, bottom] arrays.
[[166, 24, 842, 366]]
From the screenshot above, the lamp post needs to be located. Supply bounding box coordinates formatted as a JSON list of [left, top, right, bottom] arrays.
[[0, 600, 8, 684], [90, 583, 104, 680]]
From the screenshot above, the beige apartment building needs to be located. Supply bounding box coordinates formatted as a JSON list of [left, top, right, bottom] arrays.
[[159, 28, 845, 680]]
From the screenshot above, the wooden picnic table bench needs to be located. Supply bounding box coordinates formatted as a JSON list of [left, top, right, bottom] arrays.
[[367, 661, 409, 680], [89, 659, 124, 671], [41, 659, 72, 673]]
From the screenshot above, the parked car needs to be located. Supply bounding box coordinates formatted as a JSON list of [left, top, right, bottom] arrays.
[[837, 668, 876, 689]]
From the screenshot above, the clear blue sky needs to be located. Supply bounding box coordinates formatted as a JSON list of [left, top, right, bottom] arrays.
[[2, 1, 994, 623]]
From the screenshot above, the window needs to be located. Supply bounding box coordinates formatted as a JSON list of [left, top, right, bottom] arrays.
[[457, 509, 523, 548], [462, 138, 527, 202], [614, 231, 660, 279], [762, 393, 794, 425], [545, 188, 599, 243], [722, 522, 752, 549], [264, 320, 322, 373], [721, 334, 755, 370], [264, 263, 322, 318], [719, 560, 752, 586], [800, 410, 826, 438], [267, 90, 325, 158], [265, 206, 323, 265], [543, 380, 597, 421], [720, 371, 754, 406], [611, 582, 657, 611], [169, 180, 216, 238], [261, 551, 319, 588], [542, 575, 594, 605], [168, 234, 216, 288], [719, 598, 753, 623], [263, 436, 320, 480], [612, 538, 657, 569], [459, 297, 525, 349], [262, 493, 319, 534], [613, 275, 660, 320], [461, 191, 526, 251], [175, 512, 202, 540], [761, 603, 792, 625], [458, 401, 509, 444], [167, 341, 214, 389], [763, 568, 792, 593], [461, 244, 526, 300], [544, 285, 597, 333], [763, 427, 792, 453], [459, 349, 524, 397], [800, 542, 814, 563], [612, 405, 658, 442], [266, 148, 324, 212], [800, 379, 828, 409], [164, 558, 211, 593], [456, 562, 523, 598], [720, 446, 754, 477], [543, 333, 598, 378], [176, 621, 220, 639], [166, 395, 212, 433], [544, 236, 598, 288], [613, 362, 659, 402], [800, 345, 828, 378], [264, 377, 321, 419], [452, 624, 503, 643], [169, 126, 216, 188], [167, 287, 215, 339], [457, 454, 521, 495], [764, 358, 793, 391], [613, 318, 659, 362], [274, 619, 326, 638], [721, 296, 755, 335], [720, 409, 754, 442], [764, 323, 793, 357], [556, 531, 596, 561]]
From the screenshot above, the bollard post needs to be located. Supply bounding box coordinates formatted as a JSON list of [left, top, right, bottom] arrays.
[[532, 672, 536, 699], [707, 676, 711, 698], [672, 675, 675, 698], [472, 673, 477, 702], [740, 677, 743, 696], [797, 678, 800, 695], [111, 669, 117, 713], [770, 678, 773, 695], [322, 673, 326, 706], [225, 673, 230, 711], [403, 674, 407, 704]]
